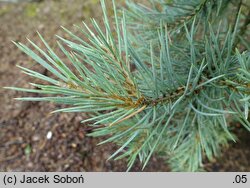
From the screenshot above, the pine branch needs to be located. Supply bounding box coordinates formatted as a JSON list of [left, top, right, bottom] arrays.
[[6, 0, 250, 171]]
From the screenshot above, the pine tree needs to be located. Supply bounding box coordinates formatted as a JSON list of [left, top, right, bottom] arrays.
[[6, 0, 250, 171]]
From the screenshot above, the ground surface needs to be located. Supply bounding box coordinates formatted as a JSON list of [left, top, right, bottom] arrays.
[[0, 0, 250, 172]]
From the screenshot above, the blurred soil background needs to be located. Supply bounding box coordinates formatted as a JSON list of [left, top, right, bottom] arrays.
[[0, 0, 249, 171]]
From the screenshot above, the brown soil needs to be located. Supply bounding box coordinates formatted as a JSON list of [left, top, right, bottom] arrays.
[[0, 0, 249, 172]]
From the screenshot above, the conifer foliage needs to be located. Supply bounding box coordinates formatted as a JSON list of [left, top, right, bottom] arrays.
[[7, 0, 250, 171]]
